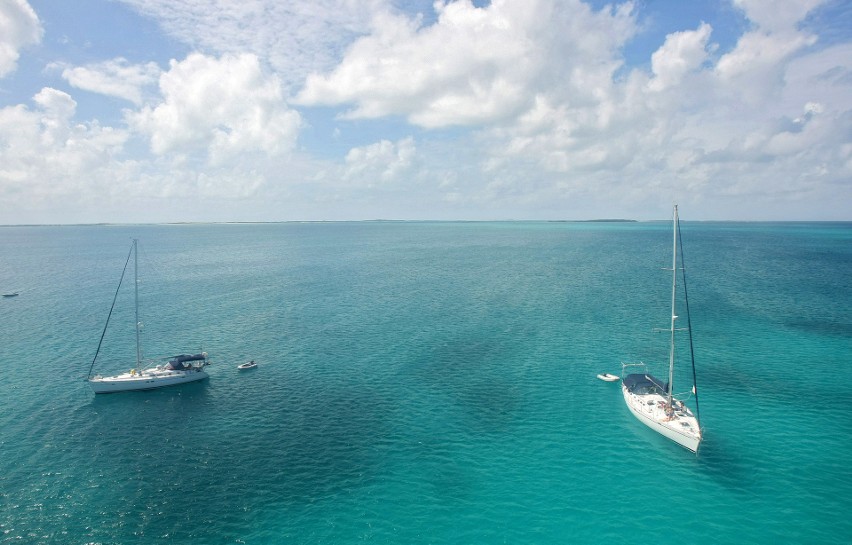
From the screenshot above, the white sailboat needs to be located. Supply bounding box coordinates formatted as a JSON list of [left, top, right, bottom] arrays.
[[621, 205, 702, 452], [87, 239, 210, 394]]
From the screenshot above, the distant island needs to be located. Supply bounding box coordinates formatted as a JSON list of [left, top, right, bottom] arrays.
[[549, 219, 637, 223]]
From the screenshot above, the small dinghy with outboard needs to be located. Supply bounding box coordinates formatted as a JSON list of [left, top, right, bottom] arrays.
[[238, 360, 258, 370], [597, 373, 620, 382]]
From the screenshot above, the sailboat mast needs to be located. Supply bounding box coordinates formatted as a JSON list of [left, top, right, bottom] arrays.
[[134, 238, 141, 368], [668, 205, 678, 407]]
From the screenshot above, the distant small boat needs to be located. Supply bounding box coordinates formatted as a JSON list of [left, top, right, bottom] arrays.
[[238, 360, 257, 370], [3, 292, 19, 298], [597, 373, 619, 382]]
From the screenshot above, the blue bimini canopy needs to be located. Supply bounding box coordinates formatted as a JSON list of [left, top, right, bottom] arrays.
[[173, 354, 205, 363], [166, 353, 207, 369], [623, 373, 668, 395]]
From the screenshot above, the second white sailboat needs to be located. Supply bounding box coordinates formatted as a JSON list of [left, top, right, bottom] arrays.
[[621, 205, 702, 452]]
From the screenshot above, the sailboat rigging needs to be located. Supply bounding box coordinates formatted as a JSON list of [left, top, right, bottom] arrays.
[[621, 205, 703, 452], [87, 239, 210, 394]]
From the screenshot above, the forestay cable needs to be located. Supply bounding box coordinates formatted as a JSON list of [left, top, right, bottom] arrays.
[[86, 242, 133, 379]]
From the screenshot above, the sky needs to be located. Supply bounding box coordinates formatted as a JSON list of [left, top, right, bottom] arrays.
[[0, 0, 850, 223]]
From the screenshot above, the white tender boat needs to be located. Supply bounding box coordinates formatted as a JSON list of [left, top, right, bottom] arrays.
[[597, 373, 619, 382], [238, 360, 257, 370], [87, 239, 210, 394], [621, 205, 703, 453]]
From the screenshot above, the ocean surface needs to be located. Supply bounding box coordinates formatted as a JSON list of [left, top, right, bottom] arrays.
[[0, 221, 850, 544]]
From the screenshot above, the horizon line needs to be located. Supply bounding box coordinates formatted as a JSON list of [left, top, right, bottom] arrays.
[[2, 218, 851, 228]]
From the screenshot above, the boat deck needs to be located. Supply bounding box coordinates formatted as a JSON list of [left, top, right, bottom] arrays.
[[622, 386, 701, 451]]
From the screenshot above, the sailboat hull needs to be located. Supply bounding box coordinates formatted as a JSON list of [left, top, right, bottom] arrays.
[[622, 381, 701, 452], [89, 368, 208, 393]]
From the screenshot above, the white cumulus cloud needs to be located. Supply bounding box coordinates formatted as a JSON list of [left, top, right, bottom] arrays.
[[0, 87, 129, 207], [0, 0, 43, 78], [344, 136, 416, 183], [296, 0, 637, 128], [127, 53, 301, 165], [649, 23, 713, 92], [715, 0, 826, 103], [56, 58, 162, 105]]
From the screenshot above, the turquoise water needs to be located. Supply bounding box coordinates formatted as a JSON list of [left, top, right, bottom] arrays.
[[1, 221, 850, 544]]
